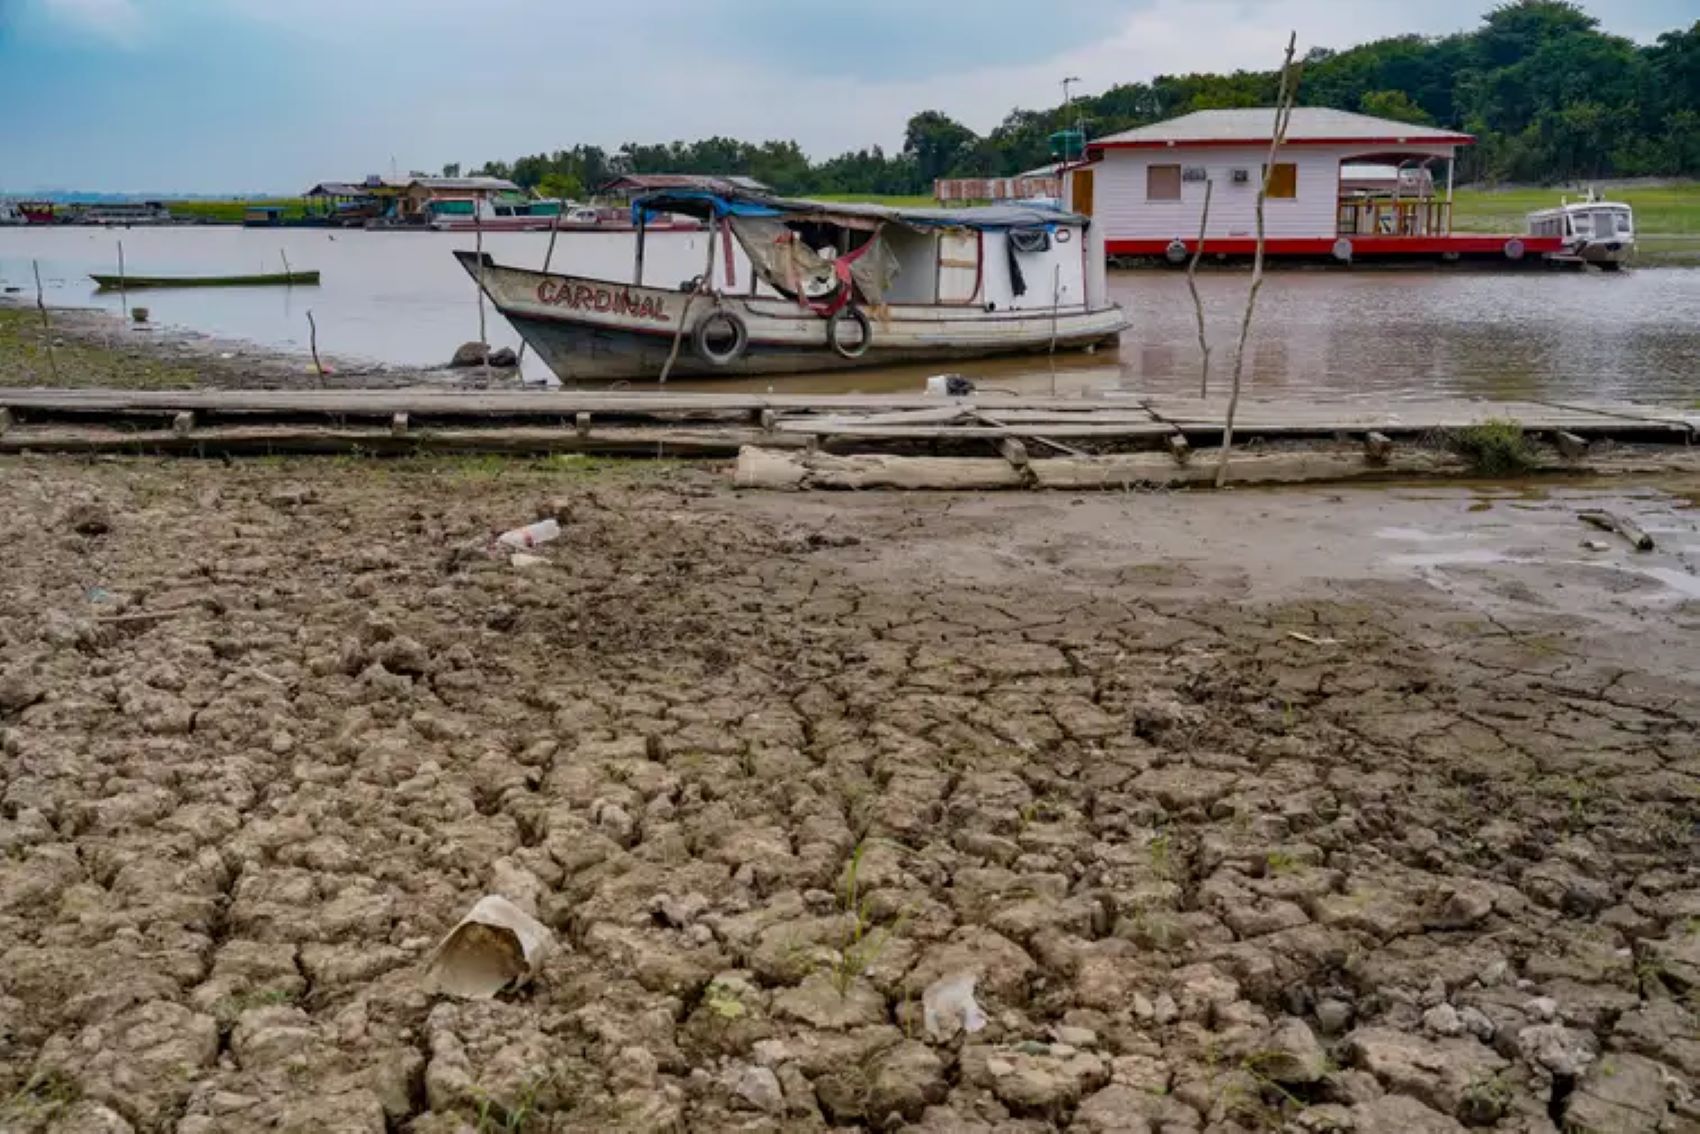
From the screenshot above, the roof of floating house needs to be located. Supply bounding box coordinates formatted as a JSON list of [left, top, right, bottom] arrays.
[[1089, 108, 1474, 151], [601, 173, 772, 195], [632, 186, 1084, 231], [405, 177, 520, 193]]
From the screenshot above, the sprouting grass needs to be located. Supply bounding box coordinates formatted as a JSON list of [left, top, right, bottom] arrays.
[[812, 193, 938, 208], [1446, 419, 1535, 477], [831, 841, 903, 994], [0, 308, 201, 389]]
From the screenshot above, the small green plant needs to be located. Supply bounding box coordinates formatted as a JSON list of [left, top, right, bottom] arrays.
[[1447, 420, 1535, 476], [1460, 1072, 1514, 1125], [0, 1070, 81, 1123], [830, 841, 904, 994], [702, 979, 749, 1021], [472, 1072, 549, 1132], [1265, 850, 1297, 876], [1148, 832, 1173, 880]]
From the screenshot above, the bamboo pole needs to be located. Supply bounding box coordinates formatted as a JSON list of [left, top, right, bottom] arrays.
[[657, 222, 718, 385], [516, 202, 567, 370], [474, 197, 490, 384], [1216, 34, 1303, 489], [279, 247, 292, 286], [117, 241, 128, 323], [32, 261, 61, 382], [1185, 180, 1214, 398]]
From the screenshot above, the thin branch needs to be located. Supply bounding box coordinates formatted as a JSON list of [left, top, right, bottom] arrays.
[[32, 260, 60, 383], [1185, 180, 1214, 398], [1217, 33, 1304, 488]]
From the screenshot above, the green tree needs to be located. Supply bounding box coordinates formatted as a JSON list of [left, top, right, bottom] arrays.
[[1359, 89, 1435, 124], [903, 111, 981, 185], [441, 162, 461, 178], [536, 172, 583, 201]]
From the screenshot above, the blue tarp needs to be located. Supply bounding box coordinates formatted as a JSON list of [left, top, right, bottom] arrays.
[[632, 188, 1084, 231]]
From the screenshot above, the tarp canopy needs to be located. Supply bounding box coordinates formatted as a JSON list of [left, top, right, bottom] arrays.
[[631, 188, 1086, 232]]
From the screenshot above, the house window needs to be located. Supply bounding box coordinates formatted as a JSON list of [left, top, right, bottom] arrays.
[[1266, 163, 1298, 199], [1147, 164, 1182, 201]]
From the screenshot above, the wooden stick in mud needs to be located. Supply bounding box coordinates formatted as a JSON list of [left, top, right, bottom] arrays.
[[515, 204, 568, 371], [32, 260, 61, 382], [658, 223, 718, 385], [474, 203, 490, 385], [117, 240, 128, 322], [306, 309, 325, 386], [279, 247, 292, 285], [1217, 33, 1303, 489], [1579, 510, 1654, 551], [1186, 180, 1214, 398]]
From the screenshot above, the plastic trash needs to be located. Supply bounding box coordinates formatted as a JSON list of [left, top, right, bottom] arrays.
[[923, 971, 988, 1042], [496, 518, 561, 550], [925, 374, 978, 397], [426, 895, 554, 999]]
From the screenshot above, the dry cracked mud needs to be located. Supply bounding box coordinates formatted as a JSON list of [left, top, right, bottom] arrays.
[[1, 456, 1697, 1133]]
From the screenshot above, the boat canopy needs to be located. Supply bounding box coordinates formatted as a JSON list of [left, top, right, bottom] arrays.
[[630, 188, 1086, 232]]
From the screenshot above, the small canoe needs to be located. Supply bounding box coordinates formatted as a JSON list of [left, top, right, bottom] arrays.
[[90, 270, 320, 290]]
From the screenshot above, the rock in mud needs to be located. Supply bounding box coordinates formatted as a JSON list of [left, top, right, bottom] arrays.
[[1345, 1026, 1508, 1119], [866, 1040, 949, 1123], [32, 1000, 219, 1128], [1563, 1052, 1674, 1133], [1257, 1017, 1329, 1084]]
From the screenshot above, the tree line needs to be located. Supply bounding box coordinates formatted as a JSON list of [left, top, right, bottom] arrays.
[[462, 2, 1700, 198]]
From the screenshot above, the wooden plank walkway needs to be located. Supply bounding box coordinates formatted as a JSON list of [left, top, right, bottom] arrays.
[[0, 387, 1691, 455]]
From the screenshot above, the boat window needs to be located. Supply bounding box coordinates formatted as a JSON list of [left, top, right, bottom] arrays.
[[1266, 163, 1298, 199], [1616, 212, 1633, 235], [1147, 165, 1182, 201]]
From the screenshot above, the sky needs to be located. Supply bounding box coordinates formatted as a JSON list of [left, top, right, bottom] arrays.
[[0, 0, 1692, 194]]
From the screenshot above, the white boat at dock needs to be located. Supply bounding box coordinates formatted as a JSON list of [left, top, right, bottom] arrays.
[[455, 188, 1128, 381], [1527, 192, 1635, 269]]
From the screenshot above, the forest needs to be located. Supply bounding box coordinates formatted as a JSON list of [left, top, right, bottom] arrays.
[[465, 2, 1700, 198]]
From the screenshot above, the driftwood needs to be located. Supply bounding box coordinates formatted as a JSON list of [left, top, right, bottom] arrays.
[[1579, 510, 1654, 551], [1364, 431, 1393, 464], [1554, 431, 1588, 460]]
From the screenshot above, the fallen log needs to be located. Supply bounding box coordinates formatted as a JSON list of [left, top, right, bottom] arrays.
[[1578, 510, 1654, 551]]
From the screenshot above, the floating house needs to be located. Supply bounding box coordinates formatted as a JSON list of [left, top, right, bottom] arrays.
[[1067, 108, 1561, 263], [598, 174, 771, 203]]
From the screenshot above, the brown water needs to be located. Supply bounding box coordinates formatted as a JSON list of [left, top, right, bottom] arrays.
[[5, 225, 1698, 402]]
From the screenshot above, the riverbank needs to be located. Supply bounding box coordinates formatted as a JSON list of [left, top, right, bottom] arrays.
[[1, 454, 1697, 1131], [0, 304, 478, 392]]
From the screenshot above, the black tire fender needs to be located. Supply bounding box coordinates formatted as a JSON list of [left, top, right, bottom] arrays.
[[827, 305, 873, 360], [692, 310, 748, 367]]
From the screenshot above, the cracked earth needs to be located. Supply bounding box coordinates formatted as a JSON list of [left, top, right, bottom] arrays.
[[1, 458, 1697, 1133]]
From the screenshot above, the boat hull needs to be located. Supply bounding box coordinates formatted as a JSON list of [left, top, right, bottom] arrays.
[[89, 271, 320, 290], [455, 251, 1128, 381]]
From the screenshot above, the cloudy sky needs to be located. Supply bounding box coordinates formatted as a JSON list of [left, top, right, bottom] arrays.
[[0, 0, 1691, 193]]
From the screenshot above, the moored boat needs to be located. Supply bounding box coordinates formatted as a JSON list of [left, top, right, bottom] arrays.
[[1527, 192, 1635, 269], [89, 270, 321, 290], [456, 188, 1127, 381]]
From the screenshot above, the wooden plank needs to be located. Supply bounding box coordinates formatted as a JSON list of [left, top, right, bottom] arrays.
[[782, 424, 1176, 441], [0, 424, 806, 458], [1553, 431, 1587, 460]]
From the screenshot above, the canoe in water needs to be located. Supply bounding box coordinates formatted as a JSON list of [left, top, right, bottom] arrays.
[[89, 270, 320, 290]]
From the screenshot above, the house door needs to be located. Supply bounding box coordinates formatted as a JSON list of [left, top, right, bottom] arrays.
[[1071, 169, 1095, 216], [936, 231, 981, 304]]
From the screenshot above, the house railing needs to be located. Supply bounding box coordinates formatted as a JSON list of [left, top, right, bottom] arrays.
[[1337, 199, 1453, 238]]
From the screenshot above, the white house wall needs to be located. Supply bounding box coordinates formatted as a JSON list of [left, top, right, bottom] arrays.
[[1093, 144, 1453, 244]]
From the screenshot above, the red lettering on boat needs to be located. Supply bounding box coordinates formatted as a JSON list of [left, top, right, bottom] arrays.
[[536, 280, 558, 304]]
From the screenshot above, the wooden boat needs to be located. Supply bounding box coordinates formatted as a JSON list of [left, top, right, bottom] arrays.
[[89, 270, 320, 290], [456, 188, 1127, 381], [1527, 191, 1635, 269]]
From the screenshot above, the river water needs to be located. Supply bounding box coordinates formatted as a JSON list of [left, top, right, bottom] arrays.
[[4, 225, 1698, 401]]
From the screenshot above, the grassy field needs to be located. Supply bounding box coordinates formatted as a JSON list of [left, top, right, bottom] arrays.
[[162, 198, 308, 223], [1451, 183, 1700, 235]]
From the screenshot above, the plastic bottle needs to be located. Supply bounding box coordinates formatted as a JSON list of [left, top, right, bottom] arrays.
[[496, 518, 561, 550]]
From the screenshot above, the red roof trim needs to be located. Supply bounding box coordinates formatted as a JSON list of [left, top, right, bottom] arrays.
[[1089, 134, 1474, 153]]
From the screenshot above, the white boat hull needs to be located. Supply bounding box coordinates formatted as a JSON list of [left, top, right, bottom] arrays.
[[455, 252, 1129, 380]]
